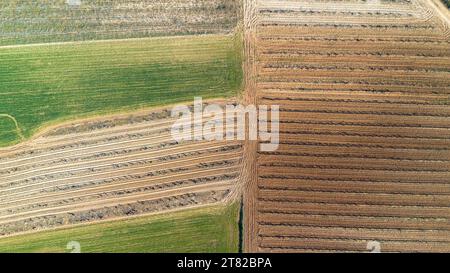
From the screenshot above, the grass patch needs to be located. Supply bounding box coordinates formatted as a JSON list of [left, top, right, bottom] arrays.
[[0, 203, 240, 253], [0, 34, 243, 147], [0, 116, 21, 146]]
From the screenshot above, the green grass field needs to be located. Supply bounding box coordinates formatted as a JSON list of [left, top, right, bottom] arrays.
[[0, 34, 242, 147], [0, 115, 23, 145], [0, 203, 240, 253]]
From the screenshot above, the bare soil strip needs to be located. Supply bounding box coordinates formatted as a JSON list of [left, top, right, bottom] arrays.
[[0, 100, 244, 237]]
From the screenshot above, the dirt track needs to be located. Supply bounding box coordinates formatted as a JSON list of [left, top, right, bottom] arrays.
[[243, 0, 450, 252]]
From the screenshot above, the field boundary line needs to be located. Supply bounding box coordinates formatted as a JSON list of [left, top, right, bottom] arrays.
[[242, 0, 260, 253]]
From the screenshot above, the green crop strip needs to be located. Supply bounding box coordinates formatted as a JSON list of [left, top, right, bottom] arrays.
[[0, 203, 240, 253], [0, 34, 243, 147]]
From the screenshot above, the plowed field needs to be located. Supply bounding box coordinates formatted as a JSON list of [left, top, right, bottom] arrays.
[[243, 0, 450, 253]]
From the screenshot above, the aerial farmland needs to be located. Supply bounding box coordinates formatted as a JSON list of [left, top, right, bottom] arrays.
[[243, 0, 450, 253], [0, 0, 244, 252], [0, 0, 449, 254]]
